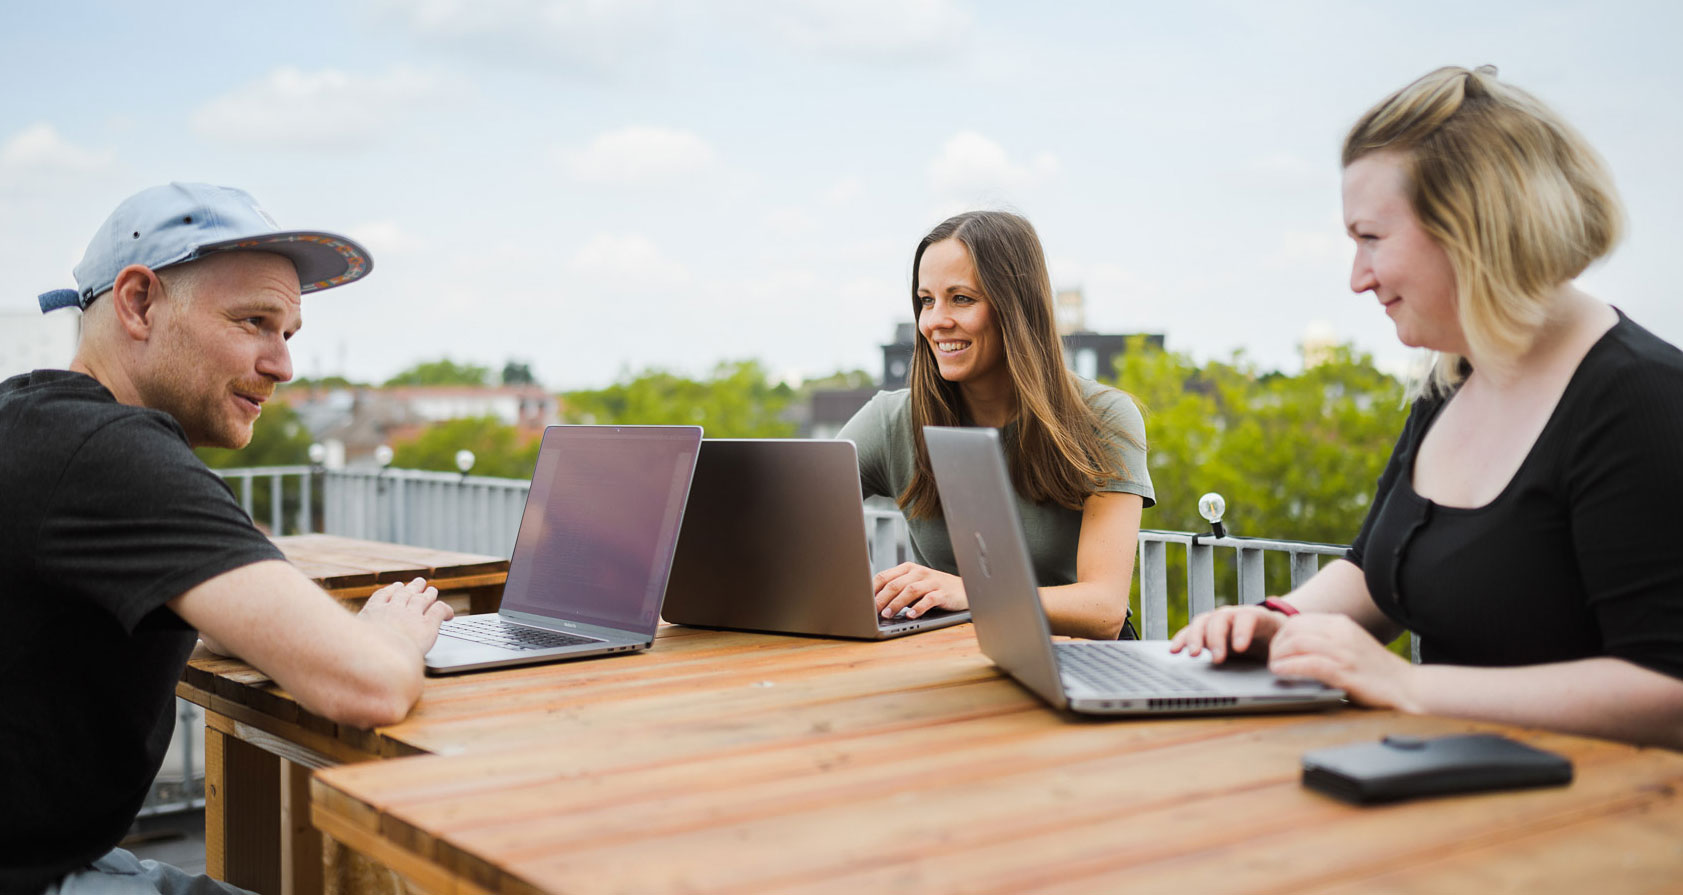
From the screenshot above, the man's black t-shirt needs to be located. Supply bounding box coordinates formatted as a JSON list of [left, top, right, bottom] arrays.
[[1348, 311, 1683, 681], [0, 370, 284, 893]]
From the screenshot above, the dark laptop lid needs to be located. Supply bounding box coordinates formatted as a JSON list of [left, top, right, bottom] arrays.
[[498, 425, 702, 635]]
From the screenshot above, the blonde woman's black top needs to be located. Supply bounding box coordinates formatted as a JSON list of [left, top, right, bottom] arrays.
[[1348, 310, 1683, 680]]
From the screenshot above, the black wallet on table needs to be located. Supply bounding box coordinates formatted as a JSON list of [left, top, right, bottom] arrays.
[[1301, 733, 1573, 804]]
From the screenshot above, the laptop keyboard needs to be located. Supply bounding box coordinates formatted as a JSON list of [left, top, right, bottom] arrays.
[[1054, 643, 1217, 694], [441, 616, 601, 651]]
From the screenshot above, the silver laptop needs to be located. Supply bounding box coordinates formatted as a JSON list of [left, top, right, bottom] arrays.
[[425, 425, 703, 674], [663, 439, 971, 640], [924, 426, 1344, 715]]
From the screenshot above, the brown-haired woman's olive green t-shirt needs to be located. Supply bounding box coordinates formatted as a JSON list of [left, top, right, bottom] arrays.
[[837, 377, 1153, 587]]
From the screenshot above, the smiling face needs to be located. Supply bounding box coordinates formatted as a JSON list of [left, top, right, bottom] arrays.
[[139, 252, 301, 448], [915, 238, 1009, 394], [1343, 152, 1465, 355]]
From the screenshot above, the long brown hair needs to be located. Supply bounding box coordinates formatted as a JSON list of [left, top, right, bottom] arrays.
[[900, 211, 1134, 519]]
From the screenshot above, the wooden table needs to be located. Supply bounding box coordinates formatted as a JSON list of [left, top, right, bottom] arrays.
[[180, 605, 1683, 894], [179, 534, 510, 894], [271, 534, 509, 615]]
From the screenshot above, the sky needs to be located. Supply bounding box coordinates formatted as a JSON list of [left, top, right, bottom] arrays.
[[3, 0, 1681, 390]]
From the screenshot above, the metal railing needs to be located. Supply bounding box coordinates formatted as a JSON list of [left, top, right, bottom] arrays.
[[211, 465, 530, 554], [1134, 530, 1349, 640], [319, 468, 529, 556], [214, 464, 318, 536]]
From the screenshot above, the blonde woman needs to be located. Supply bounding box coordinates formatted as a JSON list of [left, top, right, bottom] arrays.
[[839, 211, 1154, 640], [1172, 66, 1683, 748]]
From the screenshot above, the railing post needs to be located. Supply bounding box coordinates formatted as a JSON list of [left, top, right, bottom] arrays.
[[1139, 539, 1168, 640], [1237, 547, 1265, 605], [239, 474, 254, 519], [298, 469, 313, 535], [1290, 551, 1320, 590], [1188, 542, 1215, 617], [268, 473, 284, 535]]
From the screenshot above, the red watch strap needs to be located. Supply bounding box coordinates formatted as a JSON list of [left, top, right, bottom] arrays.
[[1261, 597, 1300, 616]]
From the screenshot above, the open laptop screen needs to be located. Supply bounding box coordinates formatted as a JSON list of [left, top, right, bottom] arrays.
[[498, 426, 701, 634]]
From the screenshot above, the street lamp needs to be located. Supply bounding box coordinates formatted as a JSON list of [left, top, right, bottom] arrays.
[[455, 449, 476, 478]]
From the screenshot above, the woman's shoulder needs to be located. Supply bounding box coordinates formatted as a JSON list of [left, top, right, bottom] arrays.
[[1570, 311, 1683, 408], [1073, 377, 1145, 437], [838, 388, 914, 445], [850, 388, 913, 425]]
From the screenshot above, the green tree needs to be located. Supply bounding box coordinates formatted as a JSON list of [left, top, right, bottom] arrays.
[[195, 400, 313, 469], [798, 368, 875, 393], [501, 361, 538, 387], [390, 416, 543, 480], [195, 401, 317, 534], [286, 375, 366, 389], [1113, 338, 1408, 644], [562, 360, 797, 437], [384, 358, 490, 387]]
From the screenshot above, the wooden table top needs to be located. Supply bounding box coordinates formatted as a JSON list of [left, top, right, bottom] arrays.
[[269, 625, 1683, 895], [268, 533, 508, 600]]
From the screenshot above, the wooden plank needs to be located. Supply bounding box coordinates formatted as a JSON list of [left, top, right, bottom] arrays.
[[274, 534, 508, 582], [313, 803, 474, 895], [205, 726, 282, 893], [204, 724, 227, 879], [1296, 801, 1683, 894], [281, 760, 325, 895], [485, 732, 1678, 894]]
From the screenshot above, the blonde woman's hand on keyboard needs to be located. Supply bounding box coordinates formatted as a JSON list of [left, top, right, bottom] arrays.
[[1170, 604, 1284, 664], [873, 562, 967, 620]]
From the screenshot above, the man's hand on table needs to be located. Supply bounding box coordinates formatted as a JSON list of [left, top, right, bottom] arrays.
[[361, 577, 455, 658]]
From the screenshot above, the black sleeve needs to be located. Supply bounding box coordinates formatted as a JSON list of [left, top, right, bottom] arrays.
[[1345, 398, 1435, 569], [1563, 363, 1683, 681], [34, 413, 286, 633]]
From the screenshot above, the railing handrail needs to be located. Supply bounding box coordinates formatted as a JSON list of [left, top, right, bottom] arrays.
[[1139, 529, 1349, 555]]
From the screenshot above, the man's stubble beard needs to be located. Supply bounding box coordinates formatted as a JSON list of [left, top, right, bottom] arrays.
[[140, 320, 257, 451]]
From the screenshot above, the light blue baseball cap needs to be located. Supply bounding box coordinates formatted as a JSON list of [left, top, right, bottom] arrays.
[[38, 182, 373, 313]]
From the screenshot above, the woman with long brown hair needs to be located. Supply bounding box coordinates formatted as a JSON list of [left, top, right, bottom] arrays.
[[838, 211, 1153, 639]]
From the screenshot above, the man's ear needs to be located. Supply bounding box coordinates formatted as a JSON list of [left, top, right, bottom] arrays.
[[108, 264, 163, 341]]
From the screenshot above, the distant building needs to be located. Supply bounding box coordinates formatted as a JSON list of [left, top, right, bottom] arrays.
[[281, 384, 560, 468], [803, 289, 1164, 436], [1, 312, 80, 380]]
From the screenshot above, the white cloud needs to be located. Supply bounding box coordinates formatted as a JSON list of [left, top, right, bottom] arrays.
[[757, 0, 973, 62], [1240, 152, 1319, 183], [348, 220, 426, 256], [0, 124, 114, 173], [190, 66, 440, 151], [567, 233, 690, 288], [1269, 230, 1349, 270], [372, 0, 665, 74], [763, 206, 819, 234], [823, 176, 865, 206], [928, 131, 1058, 197], [560, 126, 717, 185]]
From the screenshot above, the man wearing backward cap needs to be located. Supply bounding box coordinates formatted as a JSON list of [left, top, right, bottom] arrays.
[[1, 183, 453, 894]]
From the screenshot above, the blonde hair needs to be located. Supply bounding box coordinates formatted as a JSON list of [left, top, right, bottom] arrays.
[[1343, 65, 1623, 397]]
